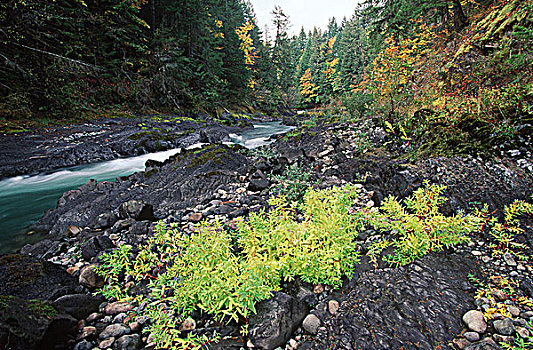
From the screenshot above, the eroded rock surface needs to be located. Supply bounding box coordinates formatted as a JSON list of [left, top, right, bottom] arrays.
[[305, 253, 478, 350]]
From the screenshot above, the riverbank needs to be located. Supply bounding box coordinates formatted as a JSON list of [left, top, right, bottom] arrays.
[[0, 113, 254, 179], [1, 116, 533, 350]]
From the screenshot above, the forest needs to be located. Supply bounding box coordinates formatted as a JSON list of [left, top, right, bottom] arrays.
[[1, 1, 533, 350], [0, 0, 532, 151]]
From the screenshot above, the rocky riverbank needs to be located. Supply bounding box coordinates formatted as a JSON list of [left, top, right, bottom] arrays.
[[0, 114, 251, 179], [1, 116, 533, 350]]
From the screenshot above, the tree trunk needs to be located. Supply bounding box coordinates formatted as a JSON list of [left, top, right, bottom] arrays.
[[450, 0, 468, 30]]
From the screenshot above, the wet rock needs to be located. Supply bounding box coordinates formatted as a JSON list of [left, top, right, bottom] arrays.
[[0, 295, 77, 350], [129, 221, 150, 235], [53, 294, 103, 320], [306, 254, 479, 350], [118, 200, 155, 221], [81, 235, 114, 261], [199, 127, 230, 143], [0, 254, 78, 300], [188, 213, 203, 223], [249, 292, 308, 350], [79, 265, 104, 290], [328, 300, 340, 315], [20, 239, 64, 260], [99, 323, 130, 339], [464, 332, 481, 342], [115, 334, 141, 350], [463, 311, 487, 333], [302, 314, 320, 335], [105, 302, 133, 315], [493, 318, 515, 335]]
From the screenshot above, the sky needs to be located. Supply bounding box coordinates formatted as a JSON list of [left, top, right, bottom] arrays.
[[249, 0, 359, 36]]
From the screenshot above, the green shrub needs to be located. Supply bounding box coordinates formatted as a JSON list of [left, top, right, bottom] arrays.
[[364, 182, 483, 266], [238, 185, 362, 287], [97, 185, 364, 348]]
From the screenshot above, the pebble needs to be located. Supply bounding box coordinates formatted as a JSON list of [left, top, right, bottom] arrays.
[[99, 337, 115, 348], [99, 324, 130, 340], [328, 300, 340, 315], [463, 332, 480, 342], [463, 310, 487, 333], [313, 284, 324, 294], [508, 305, 521, 317], [493, 318, 515, 335], [503, 253, 517, 267], [105, 302, 133, 315], [517, 327, 531, 338], [288, 338, 298, 349], [179, 317, 196, 331], [481, 256, 491, 263], [77, 326, 96, 340], [471, 250, 482, 256], [302, 314, 320, 335], [188, 212, 203, 223], [453, 337, 471, 350]]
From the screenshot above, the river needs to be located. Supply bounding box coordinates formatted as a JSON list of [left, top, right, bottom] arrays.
[[0, 121, 292, 254]]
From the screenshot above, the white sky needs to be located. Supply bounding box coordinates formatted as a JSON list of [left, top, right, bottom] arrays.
[[249, 0, 359, 36]]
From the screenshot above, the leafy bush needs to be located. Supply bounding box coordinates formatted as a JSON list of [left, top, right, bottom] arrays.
[[238, 185, 362, 287], [97, 185, 364, 348], [97, 221, 275, 349], [364, 182, 483, 266], [474, 197, 533, 259]]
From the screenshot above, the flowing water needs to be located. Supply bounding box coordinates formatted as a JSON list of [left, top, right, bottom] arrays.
[[0, 121, 292, 253]]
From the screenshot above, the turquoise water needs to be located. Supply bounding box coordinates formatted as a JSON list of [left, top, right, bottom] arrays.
[[0, 122, 292, 254]]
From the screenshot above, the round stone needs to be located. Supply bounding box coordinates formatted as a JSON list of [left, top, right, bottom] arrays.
[[463, 310, 487, 333], [463, 332, 480, 342], [493, 318, 515, 335], [302, 314, 320, 335]]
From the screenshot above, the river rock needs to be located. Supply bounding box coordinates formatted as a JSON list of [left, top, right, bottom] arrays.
[[53, 294, 103, 320], [99, 323, 130, 339], [302, 314, 321, 335], [463, 310, 487, 333], [115, 334, 141, 350], [249, 292, 308, 350], [105, 301, 133, 315], [118, 200, 155, 221], [0, 254, 79, 300], [305, 254, 479, 350], [328, 300, 340, 315], [493, 318, 515, 335], [0, 295, 77, 350], [74, 339, 93, 350], [79, 264, 104, 290]]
